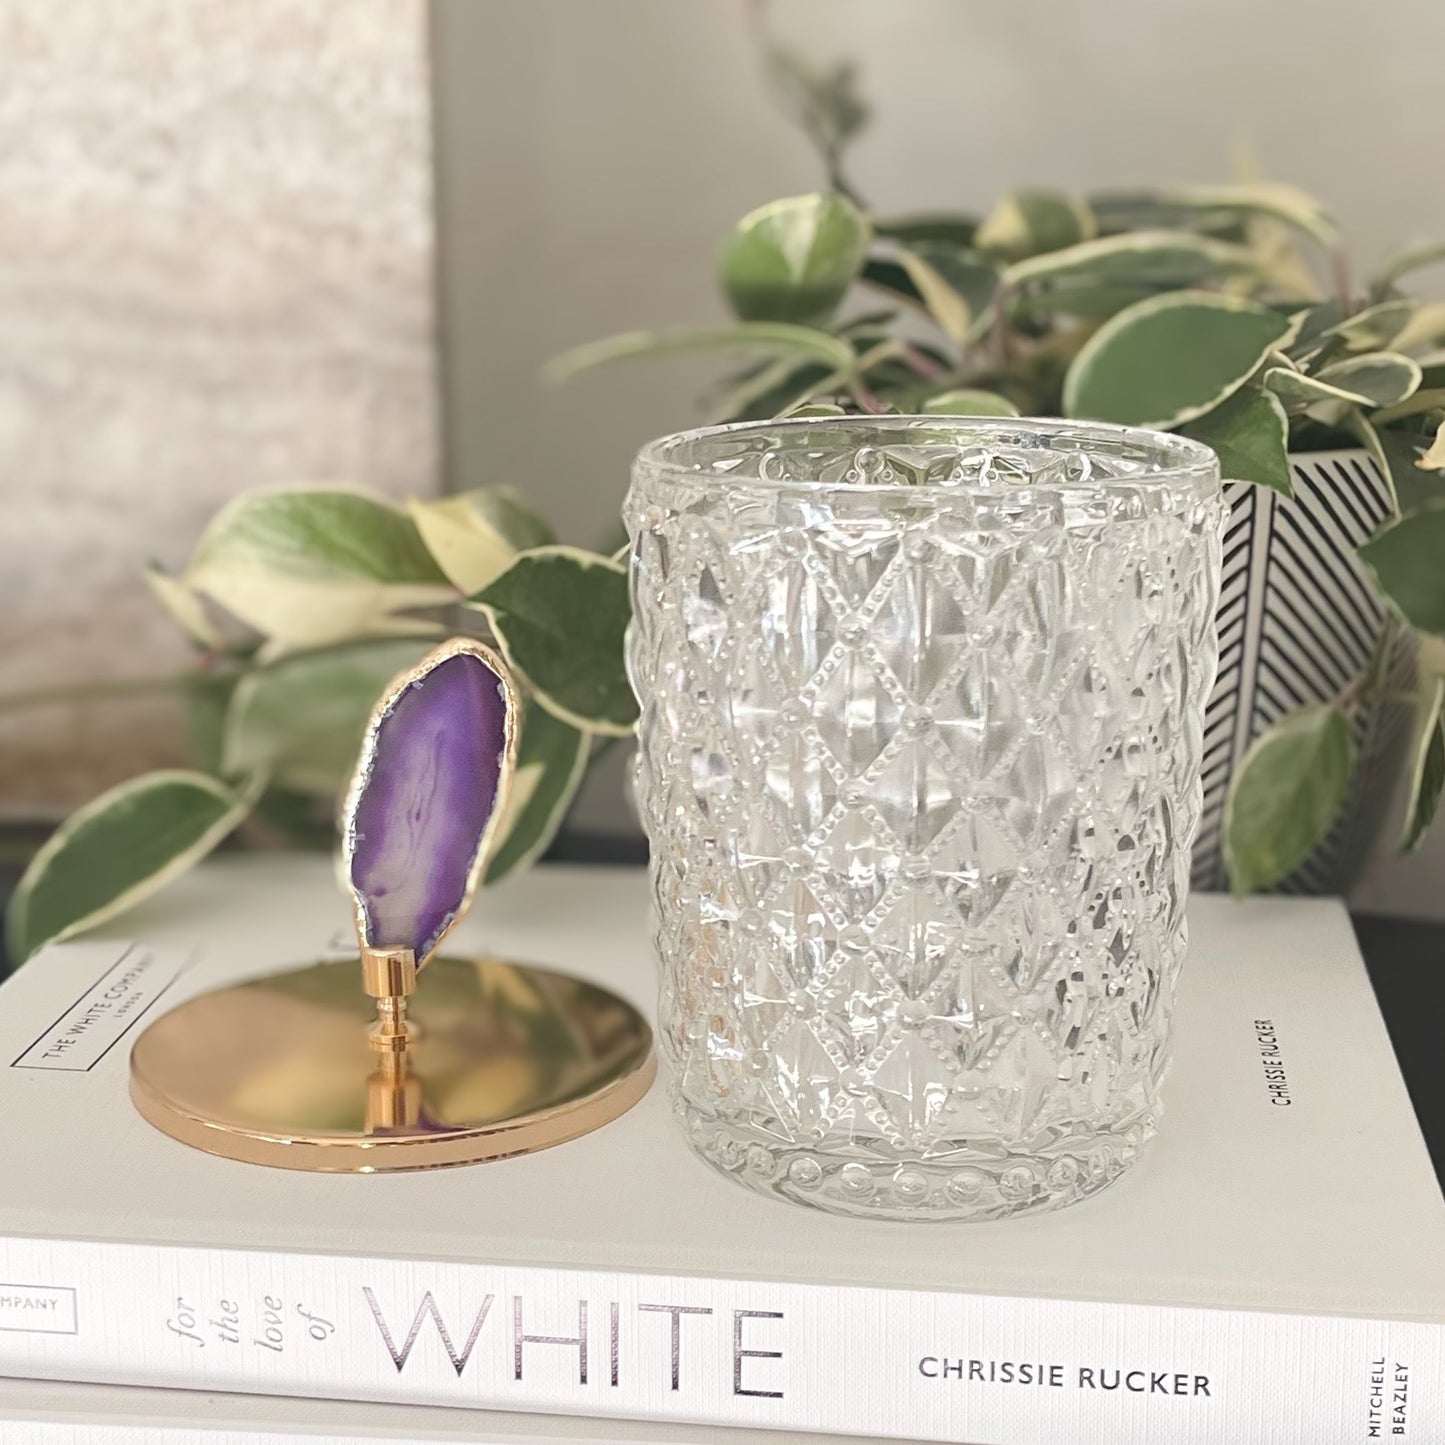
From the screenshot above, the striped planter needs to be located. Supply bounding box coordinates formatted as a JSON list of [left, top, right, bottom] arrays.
[[1192, 449, 1415, 895]]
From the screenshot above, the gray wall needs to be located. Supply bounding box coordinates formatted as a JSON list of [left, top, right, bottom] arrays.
[[432, 0, 1445, 910], [0, 0, 439, 813]]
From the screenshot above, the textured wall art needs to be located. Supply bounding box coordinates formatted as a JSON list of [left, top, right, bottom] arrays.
[[0, 1, 439, 813]]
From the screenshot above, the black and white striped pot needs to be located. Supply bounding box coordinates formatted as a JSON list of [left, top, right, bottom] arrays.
[[1192, 448, 1415, 895]]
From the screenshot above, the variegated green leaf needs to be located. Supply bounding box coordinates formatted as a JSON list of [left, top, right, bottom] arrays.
[[920, 388, 1020, 417], [7, 771, 253, 961], [708, 355, 815, 424], [485, 700, 590, 883], [1087, 189, 1242, 235], [1419, 418, 1445, 472], [873, 213, 978, 248], [469, 547, 637, 735], [409, 488, 554, 595], [547, 323, 854, 382], [1013, 285, 1169, 320], [221, 639, 435, 795], [1344, 414, 1445, 516], [1372, 388, 1445, 427], [1360, 504, 1445, 634], [185, 489, 454, 651], [860, 247, 998, 338], [1286, 300, 1348, 361], [1004, 229, 1257, 292], [1223, 705, 1354, 895], [1324, 299, 1417, 351], [1063, 291, 1293, 429], [1180, 386, 1291, 493], [1263, 367, 1373, 409], [893, 245, 998, 343], [785, 401, 849, 418], [1374, 239, 1445, 293], [1390, 303, 1445, 355], [1402, 679, 1445, 854], [1162, 182, 1337, 247], [1315, 353, 1421, 409], [190, 489, 446, 587], [976, 190, 1096, 261], [144, 566, 222, 649], [719, 193, 871, 325]]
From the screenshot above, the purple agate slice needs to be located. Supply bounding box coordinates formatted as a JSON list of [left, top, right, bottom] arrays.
[[347, 648, 512, 963]]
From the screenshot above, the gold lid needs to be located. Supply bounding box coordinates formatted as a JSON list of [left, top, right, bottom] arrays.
[[130, 955, 655, 1173]]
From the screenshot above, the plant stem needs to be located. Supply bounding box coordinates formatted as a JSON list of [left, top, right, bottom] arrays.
[[850, 378, 887, 414], [1335, 625, 1403, 717], [989, 288, 1014, 371], [808, 338, 901, 415], [1330, 246, 1354, 312], [836, 176, 867, 210], [0, 632, 458, 723], [898, 342, 947, 381], [848, 340, 902, 414]]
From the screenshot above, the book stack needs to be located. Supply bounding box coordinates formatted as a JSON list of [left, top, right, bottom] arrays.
[[0, 857, 1440, 1445]]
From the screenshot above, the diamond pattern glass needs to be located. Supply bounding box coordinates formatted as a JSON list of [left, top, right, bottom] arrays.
[[626, 418, 1223, 1220]]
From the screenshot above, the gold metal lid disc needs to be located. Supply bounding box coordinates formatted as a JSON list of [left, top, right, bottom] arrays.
[[130, 956, 655, 1173]]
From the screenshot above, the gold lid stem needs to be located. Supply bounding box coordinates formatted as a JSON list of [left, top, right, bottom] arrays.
[[361, 946, 417, 1053]]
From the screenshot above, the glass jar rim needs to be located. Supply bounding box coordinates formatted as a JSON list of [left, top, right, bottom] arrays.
[[633, 414, 1220, 498]]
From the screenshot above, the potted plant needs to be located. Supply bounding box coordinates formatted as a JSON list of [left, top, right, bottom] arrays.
[[12, 50, 1445, 959], [553, 45, 1445, 899]]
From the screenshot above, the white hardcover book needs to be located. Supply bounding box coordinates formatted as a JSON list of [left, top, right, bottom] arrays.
[[0, 858, 1439, 1445]]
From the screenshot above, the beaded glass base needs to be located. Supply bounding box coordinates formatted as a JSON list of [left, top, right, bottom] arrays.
[[626, 417, 1223, 1222], [681, 1110, 1151, 1221]]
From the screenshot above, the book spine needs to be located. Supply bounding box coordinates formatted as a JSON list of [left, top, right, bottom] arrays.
[[0, 1233, 1437, 1444]]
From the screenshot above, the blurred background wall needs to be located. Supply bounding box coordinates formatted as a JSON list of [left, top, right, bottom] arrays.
[[431, 0, 1445, 913], [0, 0, 438, 814]]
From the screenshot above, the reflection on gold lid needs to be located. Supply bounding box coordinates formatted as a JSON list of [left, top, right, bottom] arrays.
[[131, 955, 655, 1173]]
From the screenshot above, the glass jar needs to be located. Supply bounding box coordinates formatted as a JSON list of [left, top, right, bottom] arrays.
[[625, 417, 1223, 1220]]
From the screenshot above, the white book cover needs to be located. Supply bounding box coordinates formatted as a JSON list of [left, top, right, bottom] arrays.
[[0, 857, 1439, 1445]]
